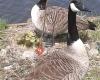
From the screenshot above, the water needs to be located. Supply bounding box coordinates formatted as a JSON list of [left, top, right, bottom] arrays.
[[0, 0, 100, 23]]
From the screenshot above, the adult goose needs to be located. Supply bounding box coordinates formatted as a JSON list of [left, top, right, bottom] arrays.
[[31, 0, 96, 36], [25, 0, 90, 80]]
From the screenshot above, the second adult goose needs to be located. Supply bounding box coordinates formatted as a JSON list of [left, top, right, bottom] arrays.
[[31, 0, 96, 36], [25, 0, 90, 80]]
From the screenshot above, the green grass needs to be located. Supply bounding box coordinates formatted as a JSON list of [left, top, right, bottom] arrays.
[[0, 19, 8, 49], [0, 19, 8, 30]]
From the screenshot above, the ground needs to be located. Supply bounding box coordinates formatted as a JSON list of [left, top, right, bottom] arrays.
[[0, 20, 100, 80]]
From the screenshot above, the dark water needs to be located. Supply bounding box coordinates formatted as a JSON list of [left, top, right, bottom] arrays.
[[0, 0, 100, 23]]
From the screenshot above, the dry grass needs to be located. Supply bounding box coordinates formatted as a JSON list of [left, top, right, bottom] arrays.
[[0, 17, 100, 80]]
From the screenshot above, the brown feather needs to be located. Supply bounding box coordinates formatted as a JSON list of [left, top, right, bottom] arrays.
[[34, 6, 96, 36]]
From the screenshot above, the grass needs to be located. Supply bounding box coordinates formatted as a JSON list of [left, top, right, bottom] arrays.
[[0, 19, 8, 49], [93, 18, 100, 30], [0, 31, 7, 49], [79, 18, 100, 80], [79, 18, 100, 42], [89, 18, 100, 41], [0, 19, 8, 30], [83, 67, 100, 80], [0, 17, 99, 80]]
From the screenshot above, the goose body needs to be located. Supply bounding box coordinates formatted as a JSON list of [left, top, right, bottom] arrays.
[[25, 41, 89, 80], [26, 43, 89, 80], [31, 0, 96, 36], [26, 0, 89, 80]]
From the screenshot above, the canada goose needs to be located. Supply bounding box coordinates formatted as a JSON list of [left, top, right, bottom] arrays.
[[25, 0, 89, 80], [31, 0, 96, 36]]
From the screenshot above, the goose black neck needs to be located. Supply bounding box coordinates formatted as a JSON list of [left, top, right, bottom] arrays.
[[37, 0, 47, 10], [67, 6, 79, 45]]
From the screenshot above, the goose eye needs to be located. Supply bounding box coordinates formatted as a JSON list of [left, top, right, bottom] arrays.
[[75, 1, 80, 6]]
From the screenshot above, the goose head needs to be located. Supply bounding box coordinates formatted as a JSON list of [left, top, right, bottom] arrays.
[[37, 0, 47, 10], [69, 0, 91, 13]]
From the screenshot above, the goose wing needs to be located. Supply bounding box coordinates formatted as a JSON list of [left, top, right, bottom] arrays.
[[39, 6, 68, 35], [25, 49, 80, 80], [36, 6, 95, 35], [76, 16, 96, 30]]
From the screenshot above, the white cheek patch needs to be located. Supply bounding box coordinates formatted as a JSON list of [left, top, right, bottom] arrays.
[[70, 3, 80, 12]]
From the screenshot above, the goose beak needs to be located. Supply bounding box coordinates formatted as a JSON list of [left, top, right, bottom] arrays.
[[81, 8, 91, 12]]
